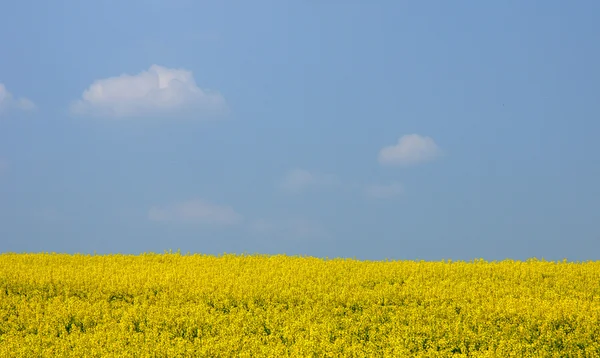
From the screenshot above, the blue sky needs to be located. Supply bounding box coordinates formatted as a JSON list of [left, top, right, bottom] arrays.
[[1, 1, 599, 261]]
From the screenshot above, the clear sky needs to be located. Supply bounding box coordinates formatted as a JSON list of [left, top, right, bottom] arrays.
[[1, 1, 599, 261]]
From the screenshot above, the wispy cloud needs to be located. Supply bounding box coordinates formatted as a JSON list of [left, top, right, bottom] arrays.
[[0, 83, 35, 115], [278, 169, 338, 193], [249, 218, 330, 240], [148, 199, 242, 226], [378, 134, 442, 166], [365, 182, 404, 198], [70, 65, 227, 119]]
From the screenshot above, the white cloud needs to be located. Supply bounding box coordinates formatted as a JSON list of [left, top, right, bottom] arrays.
[[365, 182, 404, 198], [378, 134, 441, 166], [279, 169, 338, 193], [0, 83, 36, 114], [148, 199, 242, 226], [70, 65, 227, 118]]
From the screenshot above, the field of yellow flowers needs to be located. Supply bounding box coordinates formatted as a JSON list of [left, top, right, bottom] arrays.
[[1, 253, 599, 357]]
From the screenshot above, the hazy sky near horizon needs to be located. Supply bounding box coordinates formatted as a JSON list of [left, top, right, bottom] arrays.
[[1, 1, 599, 261]]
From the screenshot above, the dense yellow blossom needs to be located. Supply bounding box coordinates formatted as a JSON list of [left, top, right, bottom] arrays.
[[1, 253, 599, 357]]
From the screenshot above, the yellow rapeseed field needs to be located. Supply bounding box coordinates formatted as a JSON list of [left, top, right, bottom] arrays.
[[0, 253, 599, 357]]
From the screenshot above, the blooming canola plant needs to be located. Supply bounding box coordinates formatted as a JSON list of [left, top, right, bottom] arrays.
[[1, 253, 599, 357]]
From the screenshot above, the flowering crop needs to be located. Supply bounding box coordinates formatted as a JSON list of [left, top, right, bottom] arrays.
[[1, 253, 599, 357]]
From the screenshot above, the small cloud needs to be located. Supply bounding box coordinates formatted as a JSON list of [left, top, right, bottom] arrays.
[[378, 134, 441, 166], [279, 169, 338, 193], [0, 84, 36, 115], [249, 218, 329, 240], [16, 98, 36, 111], [365, 182, 404, 198], [249, 219, 278, 234], [148, 199, 242, 226], [70, 65, 227, 118]]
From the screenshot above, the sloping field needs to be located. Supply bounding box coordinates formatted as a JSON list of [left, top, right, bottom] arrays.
[[1, 253, 599, 357]]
